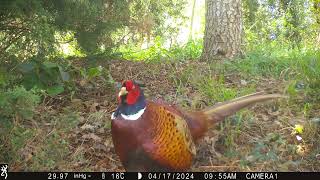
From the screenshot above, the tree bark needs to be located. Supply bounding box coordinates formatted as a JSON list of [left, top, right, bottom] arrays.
[[201, 0, 243, 61], [189, 0, 197, 41]]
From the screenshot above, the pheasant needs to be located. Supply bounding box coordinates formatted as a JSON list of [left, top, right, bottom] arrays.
[[111, 80, 283, 171]]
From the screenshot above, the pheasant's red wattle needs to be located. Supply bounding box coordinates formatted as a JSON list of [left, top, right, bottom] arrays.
[[126, 88, 140, 104], [125, 80, 134, 91]]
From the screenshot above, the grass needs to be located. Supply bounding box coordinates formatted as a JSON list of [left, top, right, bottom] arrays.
[[119, 37, 203, 62]]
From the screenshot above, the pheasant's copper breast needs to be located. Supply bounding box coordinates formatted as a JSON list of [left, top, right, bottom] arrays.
[[143, 102, 196, 170]]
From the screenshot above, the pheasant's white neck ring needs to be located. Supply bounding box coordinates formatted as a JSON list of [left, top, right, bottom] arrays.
[[111, 107, 146, 121]]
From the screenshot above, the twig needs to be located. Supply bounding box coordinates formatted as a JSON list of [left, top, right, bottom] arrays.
[[107, 156, 117, 162], [199, 165, 238, 168]]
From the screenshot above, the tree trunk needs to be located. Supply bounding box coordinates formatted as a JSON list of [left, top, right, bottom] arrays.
[[201, 0, 243, 61], [189, 0, 197, 41]]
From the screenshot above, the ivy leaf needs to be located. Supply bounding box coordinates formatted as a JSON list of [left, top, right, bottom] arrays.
[[47, 85, 64, 96], [58, 67, 70, 82], [43, 61, 58, 69], [87, 66, 102, 79], [18, 62, 36, 73]]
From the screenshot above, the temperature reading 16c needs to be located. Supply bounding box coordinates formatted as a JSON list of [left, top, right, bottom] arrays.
[[111, 172, 125, 180]]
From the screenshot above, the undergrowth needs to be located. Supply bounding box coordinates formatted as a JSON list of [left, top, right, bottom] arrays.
[[119, 37, 203, 62]]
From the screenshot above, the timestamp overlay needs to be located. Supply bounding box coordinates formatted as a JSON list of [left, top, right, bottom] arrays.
[[0, 170, 319, 180], [135, 172, 318, 180], [142, 172, 320, 180]]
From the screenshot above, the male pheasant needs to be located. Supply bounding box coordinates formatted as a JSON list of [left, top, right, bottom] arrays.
[[111, 80, 283, 171]]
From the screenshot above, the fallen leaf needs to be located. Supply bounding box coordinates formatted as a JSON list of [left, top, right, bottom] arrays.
[[97, 127, 105, 134], [82, 133, 102, 142], [80, 124, 95, 131], [104, 139, 114, 150], [78, 116, 86, 124], [90, 102, 99, 112], [80, 79, 87, 86], [94, 144, 107, 152]]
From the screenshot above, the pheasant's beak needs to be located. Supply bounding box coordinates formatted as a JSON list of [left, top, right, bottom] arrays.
[[118, 87, 128, 97]]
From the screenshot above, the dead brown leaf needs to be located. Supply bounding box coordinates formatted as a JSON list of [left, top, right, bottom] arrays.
[[80, 124, 95, 131], [82, 133, 102, 142]]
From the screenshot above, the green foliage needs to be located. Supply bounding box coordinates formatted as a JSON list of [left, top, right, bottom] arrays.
[[0, 0, 56, 60], [52, 0, 129, 54], [121, 38, 202, 62], [243, 0, 259, 26], [185, 70, 255, 104], [125, 0, 187, 45], [76, 65, 113, 89], [243, 0, 315, 48], [0, 0, 189, 100], [0, 0, 187, 60], [242, 132, 299, 170], [0, 122, 37, 164], [286, 80, 299, 97], [297, 51, 320, 101], [225, 43, 320, 102], [220, 112, 249, 157], [0, 110, 80, 169], [27, 111, 79, 170], [17, 59, 70, 96], [0, 86, 40, 119], [121, 36, 170, 61], [170, 40, 203, 61], [0, 87, 40, 164], [196, 76, 237, 103], [29, 132, 70, 171], [228, 44, 296, 78], [311, 0, 320, 24], [54, 110, 80, 132], [0, 67, 9, 87], [87, 66, 104, 79]]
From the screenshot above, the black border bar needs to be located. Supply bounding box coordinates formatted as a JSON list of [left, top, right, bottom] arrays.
[[1, 172, 320, 180]]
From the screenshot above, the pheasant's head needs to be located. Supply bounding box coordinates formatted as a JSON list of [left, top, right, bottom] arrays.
[[118, 80, 142, 105], [112, 80, 146, 120]]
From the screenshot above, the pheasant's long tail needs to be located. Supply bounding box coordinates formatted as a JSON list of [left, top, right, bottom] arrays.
[[202, 92, 285, 123]]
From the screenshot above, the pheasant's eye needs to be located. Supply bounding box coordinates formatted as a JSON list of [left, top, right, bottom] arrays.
[[121, 82, 126, 89]]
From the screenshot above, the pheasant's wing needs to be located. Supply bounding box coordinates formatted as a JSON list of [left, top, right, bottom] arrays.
[[142, 103, 196, 170]]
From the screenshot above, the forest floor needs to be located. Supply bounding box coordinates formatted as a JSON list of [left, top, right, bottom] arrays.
[[10, 59, 320, 172]]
